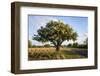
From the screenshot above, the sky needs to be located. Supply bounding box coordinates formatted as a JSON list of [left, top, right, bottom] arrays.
[[28, 15, 88, 46]]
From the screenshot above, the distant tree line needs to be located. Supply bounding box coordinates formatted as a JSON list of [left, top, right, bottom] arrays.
[[67, 42, 87, 48], [67, 38, 88, 48], [28, 37, 88, 49]]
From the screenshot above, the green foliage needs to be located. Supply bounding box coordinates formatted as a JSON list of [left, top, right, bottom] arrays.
[[72, 42, 79, 47], [84, 38, 88, 47], [33, 20, 78, 51], [67, 43, 73, 47], [44, 44, 51, 47], [28, 40, 32, 48], [67, 42, 88, 49], [32, 45, 37, 48]]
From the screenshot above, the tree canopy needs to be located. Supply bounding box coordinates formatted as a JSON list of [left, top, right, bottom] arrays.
[[33, 20, 78, 51]]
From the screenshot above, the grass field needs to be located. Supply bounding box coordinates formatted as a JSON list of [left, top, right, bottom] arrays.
[[28, 47, 88, 60]]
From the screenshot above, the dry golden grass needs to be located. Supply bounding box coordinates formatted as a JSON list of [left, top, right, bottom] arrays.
[[28, 47, 71, 53], [28, 47, 87, 60]]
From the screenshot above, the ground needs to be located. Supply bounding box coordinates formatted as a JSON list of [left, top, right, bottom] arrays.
[[28, 47, 88, 60]]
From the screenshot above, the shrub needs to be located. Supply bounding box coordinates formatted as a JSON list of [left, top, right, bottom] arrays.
[[28, 40, 32, 48], [44, 44, 51, 47]]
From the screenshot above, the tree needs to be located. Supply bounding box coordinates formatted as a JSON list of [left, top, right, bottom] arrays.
[[84, 38, 88, 48], [44, 44, 51, 47], [67, 43, 72, 47], [84, 38, 88, 45], [33, 20, 78, 51], [28, 40, 32, 48], [73, 42, 78, 48]]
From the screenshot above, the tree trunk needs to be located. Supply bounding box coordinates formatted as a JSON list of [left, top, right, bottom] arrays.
[[56, 45, 60, 51]]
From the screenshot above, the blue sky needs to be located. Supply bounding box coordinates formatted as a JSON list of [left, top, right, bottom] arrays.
[[28, 15, 88, 46]]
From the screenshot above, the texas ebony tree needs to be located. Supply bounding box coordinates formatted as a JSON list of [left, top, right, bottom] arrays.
[[33, 20, 78, 51]]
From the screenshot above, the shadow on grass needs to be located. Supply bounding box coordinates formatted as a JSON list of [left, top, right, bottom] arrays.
[[70, 49, 88, 57]]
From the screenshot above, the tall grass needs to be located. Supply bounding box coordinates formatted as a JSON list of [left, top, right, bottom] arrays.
[[28, 47, 86, 60]]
